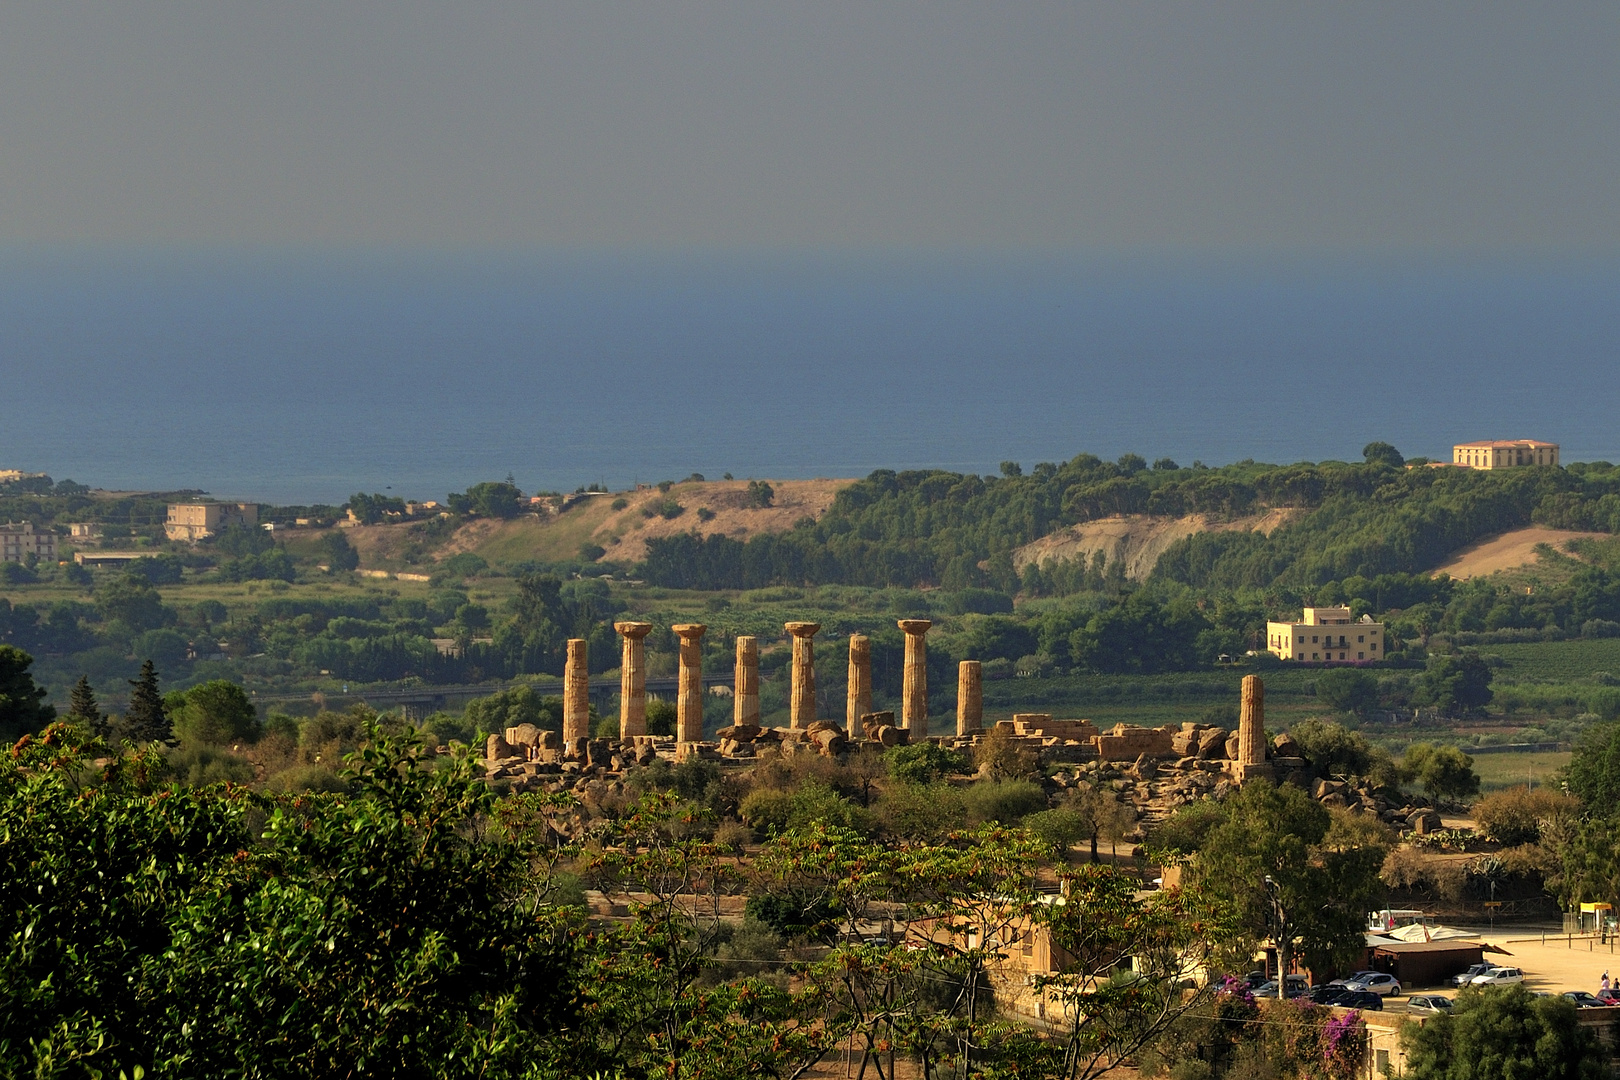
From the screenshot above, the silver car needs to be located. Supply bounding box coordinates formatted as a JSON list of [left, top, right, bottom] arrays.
[[1407, 994, 1453, 1015], [1345, 972, 1403, 997]]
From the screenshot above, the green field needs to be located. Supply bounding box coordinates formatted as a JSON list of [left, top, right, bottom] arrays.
[[1486, 638, 1620, 684], [1470, 750, 1572, 792]]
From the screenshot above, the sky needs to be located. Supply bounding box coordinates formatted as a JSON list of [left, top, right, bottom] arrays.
[[1, 3, 1617, 253]]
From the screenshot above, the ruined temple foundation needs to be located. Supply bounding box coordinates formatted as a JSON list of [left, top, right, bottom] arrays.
[[957, 660, 982, 736], [898, 619, 931, 736], [786, 622, 820, 728], [562, 638, 590, 742], [614, 621, 653, 738], [734, 636, 760, 728], [846, 634, 872, 729], [673, 623, 707, 744], [1236, 674, 1273, 782]]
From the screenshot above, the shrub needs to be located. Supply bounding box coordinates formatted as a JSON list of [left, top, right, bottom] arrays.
[[610, 498, 628, 511], [961, 779, 1048, 824], [886, 742, 971, 785], [1472, 786, 1579, 846]]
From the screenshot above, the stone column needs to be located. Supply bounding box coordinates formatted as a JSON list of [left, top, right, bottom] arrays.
[[898, 619, 931, 737], [614, 621, 653, 738], [785, 622, 820, 728], [957, 660, 983, 736], [734, 636, 760, 727], [673, 623, 707, 744], [1238, 674, 1267, 777], [563, 638, 590, 742], [846, 634, 872, 729]]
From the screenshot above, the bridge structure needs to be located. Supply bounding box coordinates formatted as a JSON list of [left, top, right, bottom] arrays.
[[250, 673, 738, 721]]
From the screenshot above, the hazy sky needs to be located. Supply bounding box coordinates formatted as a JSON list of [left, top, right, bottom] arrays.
[[1, 3, 1616, 252]]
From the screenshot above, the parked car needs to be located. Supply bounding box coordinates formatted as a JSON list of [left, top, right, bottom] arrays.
[[1567, 991, 1612, 1008], [1471, 967, 1525, 986], [1307, 985, 1350, 1005], [1344, 972, 1403, 997], [1254, 975, 1310, 999], [1406, 995, 1453, 1015], [1333, 989, 1384, 1011], [1243, 971, 1269, 990], [1328, 970, 1382, 989], [1452, 964, 1495, 988]]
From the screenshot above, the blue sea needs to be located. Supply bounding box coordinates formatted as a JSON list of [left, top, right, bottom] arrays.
[[2, 250, 1617, 505]]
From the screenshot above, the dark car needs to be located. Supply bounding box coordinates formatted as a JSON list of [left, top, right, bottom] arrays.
[[1333, 989, 1384, 1012], [1564, 991, 1609, 1009], [1308, 985, 1351, 1005]]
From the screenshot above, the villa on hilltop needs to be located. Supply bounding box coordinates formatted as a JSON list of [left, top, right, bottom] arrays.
[[166, 502, 259, 542], [1451, 439, 1559, 469], [1266, 606, 1384, 663]]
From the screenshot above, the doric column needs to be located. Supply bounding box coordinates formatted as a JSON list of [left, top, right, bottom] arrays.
[[785, 622, 820, 728], [563, 638, 590, 742], [957, 660, 983, 736], [734, 636, 760, 727], [1239, 674, 1266, 768], [673, 623, 707, 744], [898, 619, 931, 736], [614, 621, 653, 738], [846, 634, 872, 729]]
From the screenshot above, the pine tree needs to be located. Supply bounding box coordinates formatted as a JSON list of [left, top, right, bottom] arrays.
[[125, 660, 171, 744], [67, 675, 109, 739]]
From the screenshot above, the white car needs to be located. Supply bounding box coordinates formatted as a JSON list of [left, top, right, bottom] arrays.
[[1452, 964, 1494, 988], [1471, 967, 1525, 986], [1344, 972, 1403, 997]]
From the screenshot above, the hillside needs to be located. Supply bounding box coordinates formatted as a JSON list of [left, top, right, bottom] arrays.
[[1012, 509, 1303, 582], [1432, 526, 1606, 580], [342, 478, 852, 570]]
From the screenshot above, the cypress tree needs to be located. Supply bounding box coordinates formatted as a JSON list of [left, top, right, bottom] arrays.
[[67, 675, 110, 739], [125, 660, 171, 744]]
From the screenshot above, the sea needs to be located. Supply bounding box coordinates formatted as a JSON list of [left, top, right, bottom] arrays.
[[1, 249, 1617, 506]]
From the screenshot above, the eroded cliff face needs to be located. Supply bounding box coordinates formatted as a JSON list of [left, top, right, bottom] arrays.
[[1011, 508, 1304, 581]]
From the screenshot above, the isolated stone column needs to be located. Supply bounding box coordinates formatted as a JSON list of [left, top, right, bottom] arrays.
[[563, 638, 590, 742], [846, 634, 872, 729], [898, 619, 932, 736], [614, 621, 653, 738], [734, 636, 760, 727], [1238, 674, 1266, 770], [673, 623, 707, 744], [786, 622, 820, 728], [957, 660, 983, 736]]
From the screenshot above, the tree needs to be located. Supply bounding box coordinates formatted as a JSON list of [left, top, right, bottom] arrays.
[[125, 660, 172, 744], [67, 675, 109, 739], [0, 646, 55, 742], [1189, 780, 1387, 984], [1288, 718, 1400, 788], [1362, 441, 1406, 469], [96, 574, 174, 632], [319, 530, 360, 571], [169, 680, 259, 745], [1402, 985, 1608, 1080], [1314, 667, 1378, 716], [1416, 651, 1494, 714], [1402, 743, 1481, 801], [744, 480, 775, 508], [1473, 786, 1579, 847], [345, 492, 405, 525], [448, 481, 523, 519], [1565, 721, 1620, 810]]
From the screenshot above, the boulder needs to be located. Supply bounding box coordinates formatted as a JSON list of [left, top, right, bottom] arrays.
[[1171, 731, 1197, 756], [1197, 728, 1228, 759], [716, 724, 764, 742], [1224, 733, 1241, 760], [537, 730, 561, 752], [563, 736, 588, 762], [1408, 808, 1444, 835], [806, 719, 846, 737], [876, 725, 909, 747], [812, 727, 849, 756], [1272, 733, 1301, 758], [508, 723, 542, 748], [486, 733, 514, 760], [861, 711, 897, 738]]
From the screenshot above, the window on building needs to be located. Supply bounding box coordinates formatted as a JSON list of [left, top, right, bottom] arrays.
[[1370, 641, 1378, 651], [1358, 652, 1365, 659], [1312, 653, 1319, 660], [1358, 635, 1365, 643], [1312, 636, 1318, 643]]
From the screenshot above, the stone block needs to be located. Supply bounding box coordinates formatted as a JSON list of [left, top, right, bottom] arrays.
[[486, 734, 514, 760], [509, 723, 542, 747], [1197, 729, 1228, 759], [1272, 733, 1301, 758]]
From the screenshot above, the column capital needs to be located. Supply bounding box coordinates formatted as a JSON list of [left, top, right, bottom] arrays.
[[897, 619, 932, 635], [672, 623, 707, 640], [784, 621, 821, 638], [614, 621, 654, 639]]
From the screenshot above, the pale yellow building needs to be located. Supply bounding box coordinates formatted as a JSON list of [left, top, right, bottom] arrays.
[[1452, 439, 1559, 469], [0, 522, 55, 563], [165, 502, 259, 542], [1266, 606, 1384, 663]]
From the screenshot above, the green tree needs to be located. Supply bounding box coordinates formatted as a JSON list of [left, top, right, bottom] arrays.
[[66, 675, 109, 739], [1362, 441, 1406, 469], [448, 481, 523, 519], [1565, 720, 1620, 810], [1314, 667, 1379, 716], [1416, 651, 1495, 714], [0, 646, 55, 742], [124, 660, 172, 745], [96, 574, 174, 632], [744, 480, 775, 508], [345, 492, 405, 525], [319, 530, 361, 571], [169, 679, 259, 745], [1189, 781, 1387, 984], [1401, 985, 1608, 1080], [1402, 742, 1481, 801], [1288, 718, 1400, 788]]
